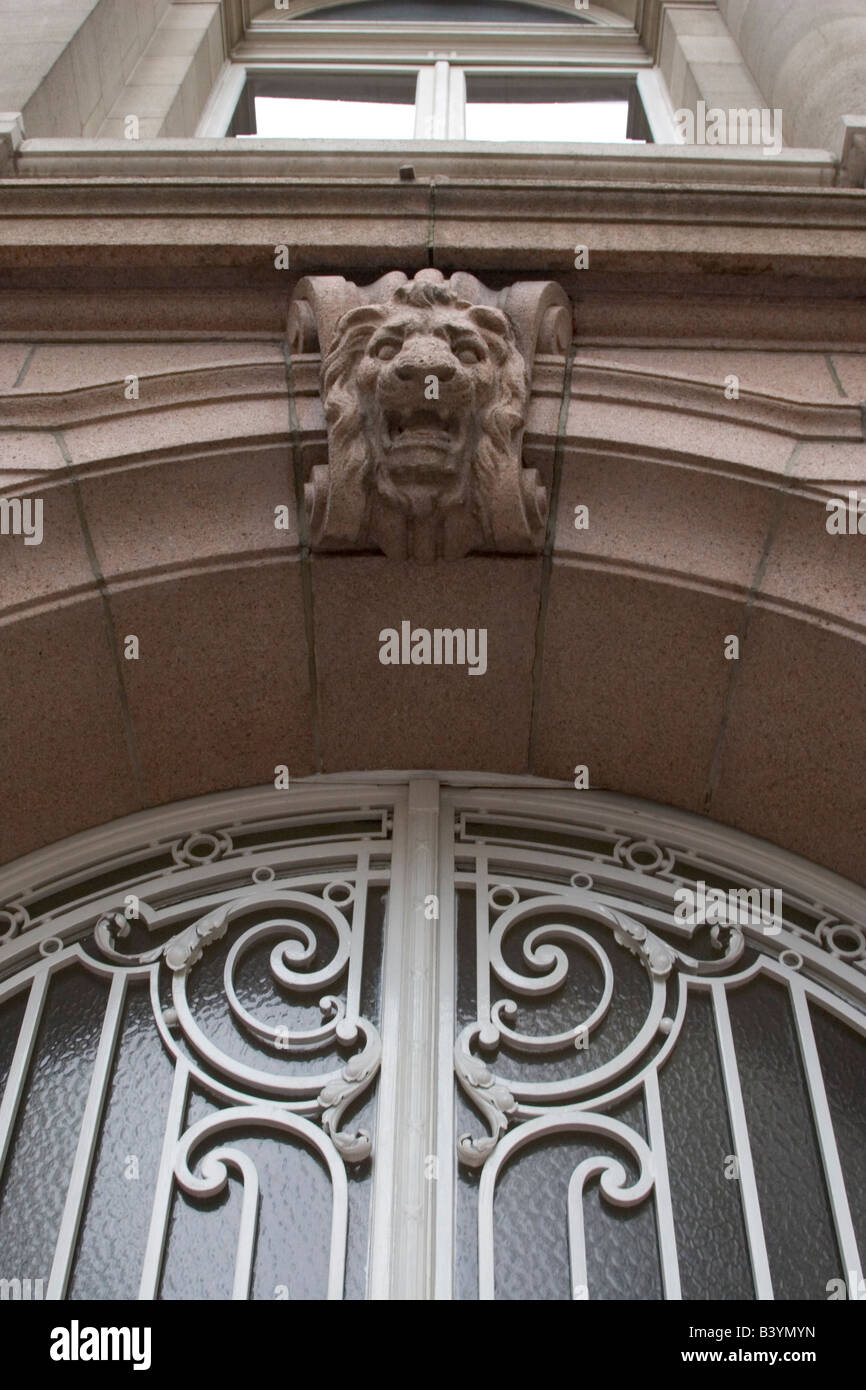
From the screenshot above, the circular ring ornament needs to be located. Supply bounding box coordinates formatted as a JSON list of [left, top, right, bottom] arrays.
[[323, 880, 355, 905], [615, 838, 674, 875], [779, 949, 804, 972], [172, 830, 231, 867], [817, 919, 865, 962], [0, 905, 28, 944]]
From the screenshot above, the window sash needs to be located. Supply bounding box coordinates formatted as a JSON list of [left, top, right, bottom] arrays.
[[200, 59, 677, 143]]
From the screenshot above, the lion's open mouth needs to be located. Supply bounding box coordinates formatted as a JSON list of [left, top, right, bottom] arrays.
[[384, 408, 459, 452]]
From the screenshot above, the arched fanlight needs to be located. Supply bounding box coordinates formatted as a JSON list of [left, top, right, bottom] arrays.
[[0, 781, 862, 1300]]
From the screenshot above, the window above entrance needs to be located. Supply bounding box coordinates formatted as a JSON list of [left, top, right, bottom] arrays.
[[201, 0, 671, 142]]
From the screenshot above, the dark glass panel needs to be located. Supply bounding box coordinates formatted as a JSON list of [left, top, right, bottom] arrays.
[[658, 988, 754, 1300], [458, 888, 657, 1085], [69, 982, 176, 1300], [314, 1, 589, 22], [490, 1096, 660, 1301], [0, 991, 25, 1096], [0, 965, 108, 1279], [159, 1095, 335, 1301], [811, 1003, 866, 1284], [728, 976, 839, 1300]]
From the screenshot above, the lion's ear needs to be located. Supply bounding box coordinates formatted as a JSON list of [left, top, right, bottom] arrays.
[[467, 305, 510, 337], [337, 305, 388, 332]]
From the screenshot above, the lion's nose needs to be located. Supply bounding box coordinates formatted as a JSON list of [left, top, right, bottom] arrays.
[[393, 342, 456, 384]]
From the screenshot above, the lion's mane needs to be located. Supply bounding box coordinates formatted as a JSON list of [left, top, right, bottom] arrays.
[[313, 280, 534, 550]]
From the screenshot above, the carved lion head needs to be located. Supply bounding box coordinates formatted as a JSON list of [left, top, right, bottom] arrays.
[[306, 278, 547, 562]]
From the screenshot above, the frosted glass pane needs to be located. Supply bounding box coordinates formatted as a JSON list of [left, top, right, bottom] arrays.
[[0, 967, 107, 1280], [728, 977, 840, 1300], [69, 983, 176, 1301], [489, 1098, 660, 1301], [659, 989, 754, 1300]]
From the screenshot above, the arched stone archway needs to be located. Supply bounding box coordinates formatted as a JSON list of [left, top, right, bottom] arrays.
[[2, 330, 863, 883]]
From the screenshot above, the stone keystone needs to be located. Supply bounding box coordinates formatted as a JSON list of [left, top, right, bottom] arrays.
[[287, 269, 572, 563]]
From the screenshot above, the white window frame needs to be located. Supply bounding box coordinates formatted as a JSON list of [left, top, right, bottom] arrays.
[[196, 15, 680, 144]]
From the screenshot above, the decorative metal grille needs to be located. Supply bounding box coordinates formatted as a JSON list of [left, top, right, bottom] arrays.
[[0, 782, 863, 1301], [0, 793, 394, 1301], [440, 793, 866, 1301]]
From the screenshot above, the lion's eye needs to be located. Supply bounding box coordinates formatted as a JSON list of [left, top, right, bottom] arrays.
[[456, 343, 483, 364], [373, 341, 399, 360]]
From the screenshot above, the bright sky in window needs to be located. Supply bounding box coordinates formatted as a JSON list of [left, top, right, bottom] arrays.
[[253, 95, 415, 138], [249, 95, 639, 143], [466, 99, 632, 142]]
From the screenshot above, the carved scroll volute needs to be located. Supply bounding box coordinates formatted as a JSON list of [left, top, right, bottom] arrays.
[[287, 269, 573, 563]]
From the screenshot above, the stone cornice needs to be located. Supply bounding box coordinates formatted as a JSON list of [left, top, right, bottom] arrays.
[[1, 171, 859, 258], [1, 159, 864, 342], [6, 137, 835, 185]]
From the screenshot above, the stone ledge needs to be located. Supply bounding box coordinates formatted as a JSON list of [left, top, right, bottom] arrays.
[[8, 136, 837, 185]]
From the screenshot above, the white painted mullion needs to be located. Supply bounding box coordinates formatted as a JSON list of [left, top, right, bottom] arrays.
[[711, 981, 774, 1300], [431, 60, 451, 140], [47, 970, 127, 1300], [344, 845, 370, 1030], [414, 66, 436, 139], [433, 793, 457, 1300], [448, 66, 467, 139], [367, 794, 407, 1299], [368, 780, 440, 1300], [396, 779, 440, 1298], [475, 846, 490, 1028], [0, 969, 49, 1185], [790, 978, 862, 1290], [644, 1068, 682, 1299], [139, 1059, 189, 1300], [227, 1149, 259, 1300]]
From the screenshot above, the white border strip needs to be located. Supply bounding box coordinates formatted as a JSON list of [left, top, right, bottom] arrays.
[[711, 980, 774, 1300], [790, 978, 863, 1290]]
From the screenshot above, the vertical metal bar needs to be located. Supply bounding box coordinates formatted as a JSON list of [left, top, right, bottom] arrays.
[[711, 980, 774, 1299], [0, 970, 49, 1185], [139, 1060, 189, 1300], [644, 1068, 682, 1300], [368, 780, 439, 1299], [790, 977, 863, 1290], [368, 789, 407, 1298], [344, 845, 370, 1031], [229, 1152, 260, 1301], [47, 970, 127, 1300], [434, 793, 456, 1300], [475, 847, 490, 1029]]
